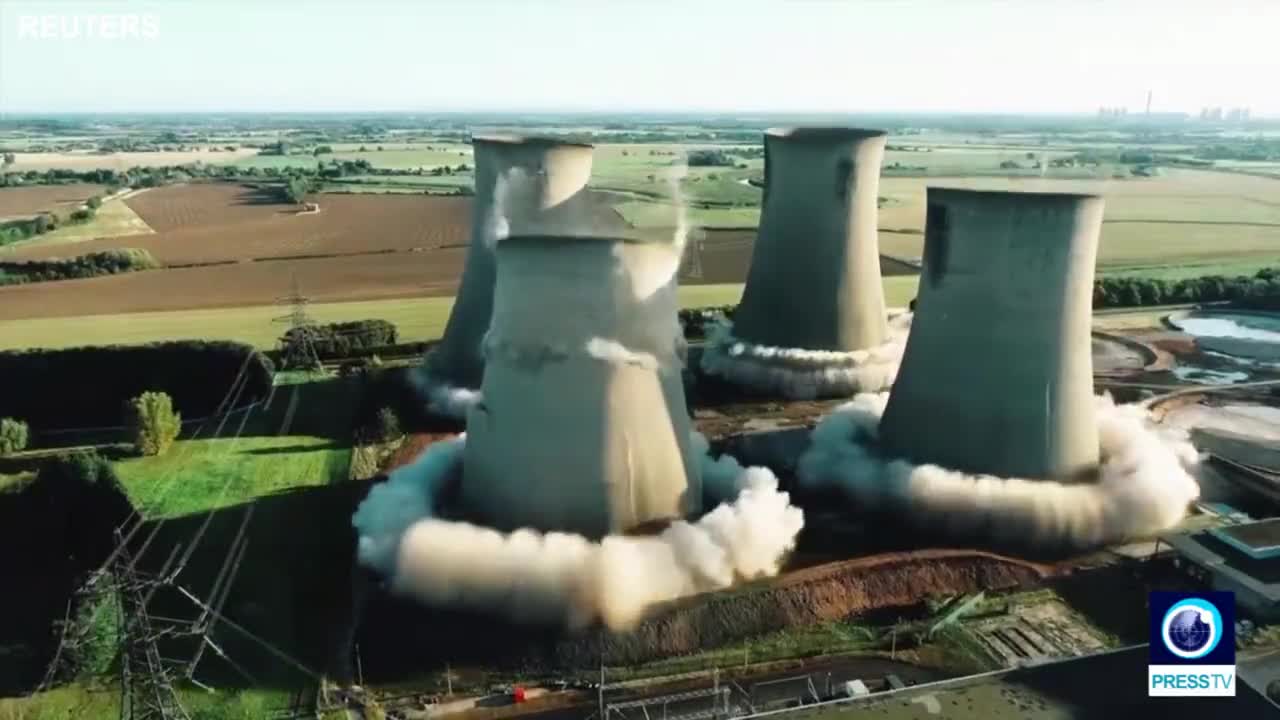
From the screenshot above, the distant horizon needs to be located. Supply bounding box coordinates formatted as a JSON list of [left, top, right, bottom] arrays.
[[2, 0, 1277, 116], [1, 108, 1276, 121]]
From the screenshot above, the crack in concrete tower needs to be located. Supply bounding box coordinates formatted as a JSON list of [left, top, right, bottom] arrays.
[[460, 235, 701, 538]]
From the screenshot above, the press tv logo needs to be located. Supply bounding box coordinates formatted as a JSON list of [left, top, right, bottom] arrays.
[[1148, 591, 1235, 697]]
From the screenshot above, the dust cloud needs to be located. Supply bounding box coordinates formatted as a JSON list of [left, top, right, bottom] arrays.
[[797, 392, 1202, 550]]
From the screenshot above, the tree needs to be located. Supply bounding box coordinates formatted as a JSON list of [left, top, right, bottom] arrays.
[[374, 407, 401, 442], [0, 417, 28, 456], [126, 391, 181, 456], [2, 152, 14, 166], [284, 176, 311, 204], [86, 195, 102, 209]]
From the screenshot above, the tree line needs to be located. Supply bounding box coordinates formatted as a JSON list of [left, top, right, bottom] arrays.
[[1093, 268, 1280, 310], [0, 341, 274, 431], [0, 248, 159, 286]]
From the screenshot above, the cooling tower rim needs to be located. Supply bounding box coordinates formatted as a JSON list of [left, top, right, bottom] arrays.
[[927, 186, 1103, 201], [470, 133, 593, 149], [764, 126, 889, 142]]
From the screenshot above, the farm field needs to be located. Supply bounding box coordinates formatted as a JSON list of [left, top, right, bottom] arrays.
[[232, 142, 472, 171], [0, 182, 106, 220], [0, 279, 920, 351], [3, 147, 259, 171], [4, 183, 473, 264], [2, 192, 154, 251]]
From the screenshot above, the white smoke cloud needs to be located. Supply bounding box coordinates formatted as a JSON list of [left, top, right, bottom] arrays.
[[410, 369, 483, 420], [352, 434, 804, 631], [797, 393, 1202, 550], [699, 314, 912, 400]]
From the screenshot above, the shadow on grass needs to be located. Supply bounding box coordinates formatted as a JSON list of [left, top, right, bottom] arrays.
[[238, 442, 346, 456]]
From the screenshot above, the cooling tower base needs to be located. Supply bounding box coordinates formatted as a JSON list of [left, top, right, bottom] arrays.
[[352, 431, 804, 631], [797, 392, 1202, 552], [698, 315, 910, 400]]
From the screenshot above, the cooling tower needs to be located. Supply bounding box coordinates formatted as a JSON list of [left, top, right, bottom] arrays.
[[879, 187, 1104, 480], [461, 235, 701, 538], [733, 127, 890, 351], [423, 136, 594, 391]]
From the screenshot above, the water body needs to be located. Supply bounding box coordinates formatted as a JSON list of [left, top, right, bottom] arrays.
[[1171, 365, 1250, 385], [1174, 313, 1280, 343]]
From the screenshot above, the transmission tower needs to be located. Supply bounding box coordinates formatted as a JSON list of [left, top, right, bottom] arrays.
[[680, 228, 705, 280], [273, 273, 322, 371]]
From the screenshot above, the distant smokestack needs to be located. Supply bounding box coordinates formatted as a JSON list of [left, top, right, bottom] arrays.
[[880, 188, 1104, 480], [461, 235, 701, 538], [699, 128, 904, 400], [423, 136, 594, 393], [735, 127, 890, 351]]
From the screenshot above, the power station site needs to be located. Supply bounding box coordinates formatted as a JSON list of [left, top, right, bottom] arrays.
[[4, 107, 1280, 720]]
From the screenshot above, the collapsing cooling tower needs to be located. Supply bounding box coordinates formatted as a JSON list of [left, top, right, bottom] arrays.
[[699, 128, 903, 399], [879, 188, 1104, 480], [420, 136, 594, 411], [460, 235, 702, 538]]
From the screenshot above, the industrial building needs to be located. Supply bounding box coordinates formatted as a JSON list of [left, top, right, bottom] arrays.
[[1163, 518, 1280, 621], [880, 187, 1104, 480]]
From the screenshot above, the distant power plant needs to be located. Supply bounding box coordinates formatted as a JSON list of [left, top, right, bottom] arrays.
[[880, 188, 1104, 480], [460, 234, 701, 538], [422, 135, 594, 401]]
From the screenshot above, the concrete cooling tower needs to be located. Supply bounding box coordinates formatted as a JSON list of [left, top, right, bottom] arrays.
[[422, 136, 594, 394], [880, 188, 1104, 480], [699, 127, 903, 399], [461, 235, 702, 538]]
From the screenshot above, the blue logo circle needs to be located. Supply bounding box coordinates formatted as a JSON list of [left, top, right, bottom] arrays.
[[1161, 598, 1223, 660]]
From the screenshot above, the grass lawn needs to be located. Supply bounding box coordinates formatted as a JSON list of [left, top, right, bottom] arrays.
[[0, 682, 291, 720], [114, 433, 349, 518], [113, 373, 358, 518], [0, 196, 153, 253]]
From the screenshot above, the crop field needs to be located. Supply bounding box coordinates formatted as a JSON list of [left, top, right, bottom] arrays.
[[233, 142, 472, 171], [0, 183, 106, 221], [2, 193, 155, 251], [3, 147, 259, 171], [5, 183, 473, 265]]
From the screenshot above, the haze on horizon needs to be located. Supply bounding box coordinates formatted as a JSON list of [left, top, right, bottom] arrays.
[[1, 0, 1277, 116]]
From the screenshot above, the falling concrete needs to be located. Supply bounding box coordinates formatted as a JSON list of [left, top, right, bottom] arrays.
[[880, 188, 1104, 480]]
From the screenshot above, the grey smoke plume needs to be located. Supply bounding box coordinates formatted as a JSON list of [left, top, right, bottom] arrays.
[[352, 434, 804, 631], [699, 313, 912, 400], [797, 393, 1202, 550]]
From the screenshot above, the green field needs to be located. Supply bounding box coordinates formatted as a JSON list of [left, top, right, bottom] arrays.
[[0, 194, 153, 252], [234, 142, 472, 171], [0, 279, 919, 351]]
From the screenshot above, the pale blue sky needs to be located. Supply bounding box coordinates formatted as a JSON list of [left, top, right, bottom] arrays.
[[1, 0, 1277, 115]]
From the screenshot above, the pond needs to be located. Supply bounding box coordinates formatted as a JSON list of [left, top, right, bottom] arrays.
[[1172, 312, 1280, 344]]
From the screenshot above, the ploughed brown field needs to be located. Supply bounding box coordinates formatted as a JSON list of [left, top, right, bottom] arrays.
[[0, 182, 918, 321], [0, 183, 107, 220]]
